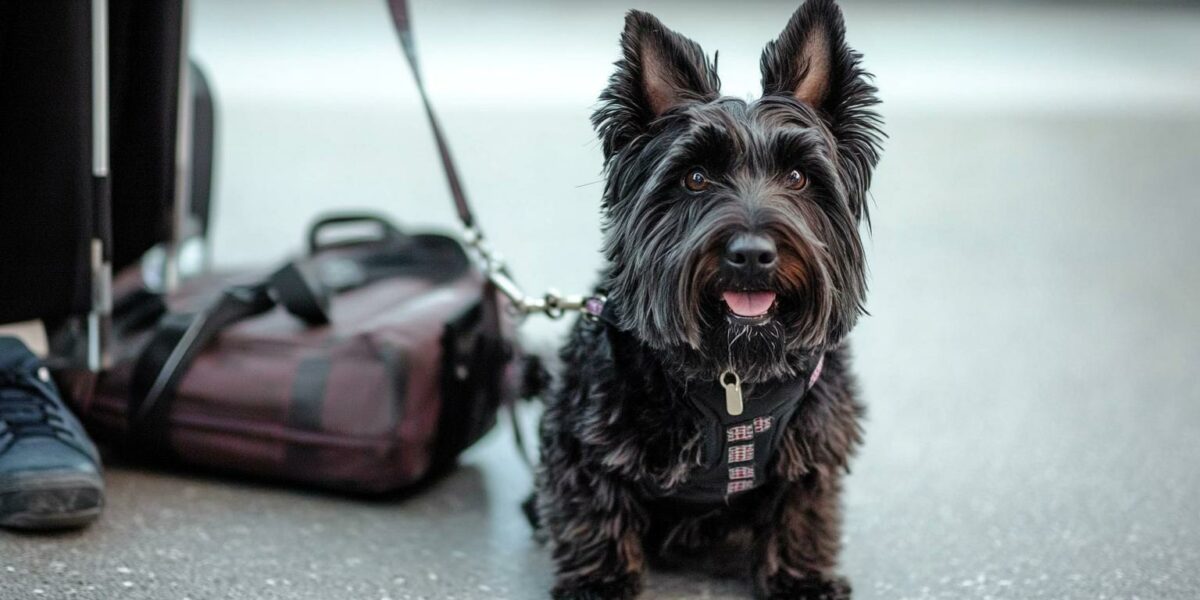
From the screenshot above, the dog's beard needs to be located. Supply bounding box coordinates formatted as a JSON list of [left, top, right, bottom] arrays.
[[667, 221, 841, 383], [606, 213, 850, 383], [613, 247, 829, 384], [663, 287, 824, 383], [706, 312, 792, 380]]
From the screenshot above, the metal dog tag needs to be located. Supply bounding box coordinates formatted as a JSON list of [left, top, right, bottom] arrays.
[[720, 369, 743, 416]]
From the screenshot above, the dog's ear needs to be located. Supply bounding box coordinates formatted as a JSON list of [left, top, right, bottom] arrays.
[[760, 0, 883, 221], [759, 0, 849, 112], [593, 11, 720, 160]]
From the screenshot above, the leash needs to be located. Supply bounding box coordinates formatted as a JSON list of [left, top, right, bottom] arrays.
[[383, 0, 604, 323], [385, 0, 603, 470]]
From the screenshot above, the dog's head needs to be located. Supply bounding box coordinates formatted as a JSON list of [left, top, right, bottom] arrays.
[[594, 0, 882, 382]]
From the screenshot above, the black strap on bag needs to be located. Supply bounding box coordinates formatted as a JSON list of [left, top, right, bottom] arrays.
[[127, 262, 330, 447]]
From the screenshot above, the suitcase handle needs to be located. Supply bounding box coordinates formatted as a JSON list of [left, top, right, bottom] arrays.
[[308, 213, 405, 254]]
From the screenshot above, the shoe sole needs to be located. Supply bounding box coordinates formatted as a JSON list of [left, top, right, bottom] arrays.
[[0, 471, 105, 530]]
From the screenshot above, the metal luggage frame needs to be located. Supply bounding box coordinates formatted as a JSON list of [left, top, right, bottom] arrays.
[[83, 0, 195, 372], [88, 0, 113, 372]]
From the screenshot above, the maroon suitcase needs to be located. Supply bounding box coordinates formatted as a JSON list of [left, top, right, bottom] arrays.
[[59, 215, 519, 493]]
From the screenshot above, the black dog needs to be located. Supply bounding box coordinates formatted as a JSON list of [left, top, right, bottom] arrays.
[[533, 1, 882, 598]]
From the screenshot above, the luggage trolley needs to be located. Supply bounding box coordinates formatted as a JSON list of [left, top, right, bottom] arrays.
[[0, 0, 214, 370]]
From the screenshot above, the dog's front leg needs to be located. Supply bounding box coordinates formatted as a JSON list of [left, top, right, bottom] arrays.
[[752, 472, 851, 600], [539, 463, 647, 600]]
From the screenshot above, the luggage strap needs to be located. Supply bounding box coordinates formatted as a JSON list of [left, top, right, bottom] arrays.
[[127, 262, 329, 446]]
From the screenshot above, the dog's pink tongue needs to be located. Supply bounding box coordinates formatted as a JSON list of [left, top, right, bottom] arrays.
[[722, 291, 777, 317]]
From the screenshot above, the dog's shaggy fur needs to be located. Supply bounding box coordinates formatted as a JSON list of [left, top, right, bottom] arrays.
[[533, 1, 883, 598]]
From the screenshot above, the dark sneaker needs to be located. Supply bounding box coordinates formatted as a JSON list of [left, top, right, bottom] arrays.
[[0, 336, 104, 530]]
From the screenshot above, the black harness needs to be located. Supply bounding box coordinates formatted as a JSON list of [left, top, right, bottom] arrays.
[[595, 300, 823, 504]]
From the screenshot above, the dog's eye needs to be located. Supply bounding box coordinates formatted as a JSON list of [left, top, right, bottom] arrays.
[[683, 169, 710, 192], [784, 169, 808, 190]]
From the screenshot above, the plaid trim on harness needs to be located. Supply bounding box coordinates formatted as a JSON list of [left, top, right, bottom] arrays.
[[753, 416, 772, 433], [727, 480, 754, 494], [728, 443, 754, 463], [727, 424, 754, 442], [728, 466, 754, 480]]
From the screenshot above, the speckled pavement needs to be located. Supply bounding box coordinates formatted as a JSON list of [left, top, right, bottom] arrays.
[[3, 1, 1199, 599]]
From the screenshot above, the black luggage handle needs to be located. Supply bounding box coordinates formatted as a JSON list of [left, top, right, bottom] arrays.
[[308, 212, 406, 254]]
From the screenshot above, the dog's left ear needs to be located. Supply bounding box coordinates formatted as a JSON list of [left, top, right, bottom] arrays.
[[761, 0, 883, 220], [593, 11, 720, 161]]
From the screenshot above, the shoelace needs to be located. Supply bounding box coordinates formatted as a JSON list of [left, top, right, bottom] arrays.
[[0, 368, 74, 442]]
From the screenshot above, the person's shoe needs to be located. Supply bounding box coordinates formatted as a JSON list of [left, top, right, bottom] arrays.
[[0, 336, 104, 530]]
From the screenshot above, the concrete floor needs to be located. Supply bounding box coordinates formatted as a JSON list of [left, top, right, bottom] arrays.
[[3, 1, 1200, 599]]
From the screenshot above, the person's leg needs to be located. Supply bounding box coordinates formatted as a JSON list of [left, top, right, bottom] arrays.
[[0, 336, 104, 530]]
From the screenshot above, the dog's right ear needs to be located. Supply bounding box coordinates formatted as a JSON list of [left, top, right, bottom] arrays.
[[593, 11, 720, 160], [760, 0, 883, 222]]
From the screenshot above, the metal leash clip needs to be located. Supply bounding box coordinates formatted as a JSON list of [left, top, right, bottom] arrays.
[[462, 226, 605, 322]]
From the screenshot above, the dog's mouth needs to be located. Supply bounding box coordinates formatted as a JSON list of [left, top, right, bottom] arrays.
[[721, 290, 777, 323]]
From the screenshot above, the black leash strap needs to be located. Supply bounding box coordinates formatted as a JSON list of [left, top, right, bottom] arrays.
[[382, 0, 539, 469], [384, 0, 475, 230], [382, 0, 604, 325]]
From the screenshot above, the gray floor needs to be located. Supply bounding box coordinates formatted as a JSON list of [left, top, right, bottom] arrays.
[[4, 1, 1200, 599]]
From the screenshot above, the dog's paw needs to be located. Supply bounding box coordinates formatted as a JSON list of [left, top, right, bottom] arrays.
[[551, 575, 641, 600], [761, 573, 851, 600]]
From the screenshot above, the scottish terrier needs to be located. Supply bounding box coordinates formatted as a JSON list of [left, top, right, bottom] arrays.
[[533, 1, 883, 598]]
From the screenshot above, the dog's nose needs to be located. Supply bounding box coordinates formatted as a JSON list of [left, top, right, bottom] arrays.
[[723, 233, 778, 276]]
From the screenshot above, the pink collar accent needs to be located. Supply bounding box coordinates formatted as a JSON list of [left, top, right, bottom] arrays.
[[807, 355, 825, 389]]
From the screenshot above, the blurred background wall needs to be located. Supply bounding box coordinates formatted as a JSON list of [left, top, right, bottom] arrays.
[[190, 0, 1200, 348]]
